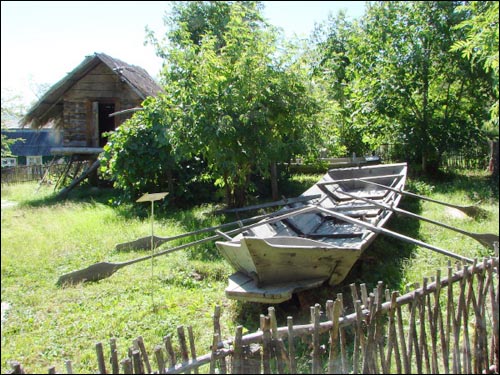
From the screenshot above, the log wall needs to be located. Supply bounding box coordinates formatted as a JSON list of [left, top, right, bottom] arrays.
[[61, 62, 143, 147]]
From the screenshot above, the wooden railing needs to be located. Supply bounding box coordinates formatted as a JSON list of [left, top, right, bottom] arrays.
[[7, 255, 499, 374]]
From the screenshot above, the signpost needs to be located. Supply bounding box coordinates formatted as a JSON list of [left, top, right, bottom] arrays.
[[136, 192, 169, 310]]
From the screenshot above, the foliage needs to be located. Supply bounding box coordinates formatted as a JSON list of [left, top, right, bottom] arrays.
[[100, 97, 215, 207], [311, 1, 496, 173], [451, 1, 499, 138], [146, 1, 320, 207], [1, 90, 26, 158]]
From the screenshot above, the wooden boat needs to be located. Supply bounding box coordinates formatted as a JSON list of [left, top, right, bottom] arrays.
[[215, 162, 408, 303]]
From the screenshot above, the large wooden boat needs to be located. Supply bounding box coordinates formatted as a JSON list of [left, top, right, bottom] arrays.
[[215, 162, 408, 303]]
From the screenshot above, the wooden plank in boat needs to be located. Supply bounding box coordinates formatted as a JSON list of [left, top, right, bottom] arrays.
[[225, 272, 326, 303]]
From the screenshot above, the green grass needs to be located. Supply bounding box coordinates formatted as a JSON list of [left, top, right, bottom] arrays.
[[1, 170, 498, 373]]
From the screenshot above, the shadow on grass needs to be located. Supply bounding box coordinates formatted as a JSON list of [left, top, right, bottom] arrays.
[[408, 169, 499, 204]]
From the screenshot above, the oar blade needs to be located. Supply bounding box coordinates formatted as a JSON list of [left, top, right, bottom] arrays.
[[474, 233, 500, 250], [115, 236, 154, 251], [56, 262, 120, 287], [459, 205, 488, 218]]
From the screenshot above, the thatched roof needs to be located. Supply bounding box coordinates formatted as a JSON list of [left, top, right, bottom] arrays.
[[21, 52, 162, 128]]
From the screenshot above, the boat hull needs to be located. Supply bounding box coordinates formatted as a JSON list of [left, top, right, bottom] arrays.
[[217, 236, 362, 287], [216, 162, 408, 302]]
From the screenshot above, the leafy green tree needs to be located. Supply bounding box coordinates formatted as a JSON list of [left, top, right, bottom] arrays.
[[100, 96, 214, 206], [451, 1, 498, 137], [309, 11, 365, 157], [326, 1, 491, 172], [1, 91, 25, 158], [147, 1, 320, 206]]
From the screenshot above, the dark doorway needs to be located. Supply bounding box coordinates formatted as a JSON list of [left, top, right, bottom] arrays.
[[98, 103, 115, 147]]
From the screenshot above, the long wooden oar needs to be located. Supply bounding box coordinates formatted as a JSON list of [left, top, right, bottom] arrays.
[[215, 194, 321, 214], [314, 205, 474, 264], [358, 179, 486, 217], [57, 205, 317, 286], [115, 202, 318, 251], [337, 190, 499, 250]]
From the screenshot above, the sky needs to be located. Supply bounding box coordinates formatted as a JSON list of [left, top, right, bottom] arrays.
[[1, 1, 366, 107]]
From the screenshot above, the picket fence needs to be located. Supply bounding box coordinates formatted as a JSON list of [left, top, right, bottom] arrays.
[[7, 252, 499, 374]]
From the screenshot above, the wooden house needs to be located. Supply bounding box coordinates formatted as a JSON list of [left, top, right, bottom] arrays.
[[19, 52, 162, 195], [21, 52, 162, 153]]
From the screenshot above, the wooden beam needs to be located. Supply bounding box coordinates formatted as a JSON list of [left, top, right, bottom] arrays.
[[51, 147, 103, 155]]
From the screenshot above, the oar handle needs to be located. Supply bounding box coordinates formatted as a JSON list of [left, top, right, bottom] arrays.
[[314, 205, 474, 264], [121, 205, 318, 266], [359, 179, 476, 212], [115, 201, 320, 251], [337, 189, 499, 250]]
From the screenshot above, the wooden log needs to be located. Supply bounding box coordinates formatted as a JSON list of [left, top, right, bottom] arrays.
[[375, 282, 387, 374], [56, 159, 100, 199], [426, 275, 439, 375], [360, 283, 369, 309], [132, 349, 144, 374], [447, 263, 459, 374], [419, 278, 431, 374], [268, 307, 285, 374], [472, 260, 487, 374], [405, 291, 418, 374], [327, 299, 342, 374], [350, 283, 360, 308], [109, 338, 119, 375], [95, 342, 106, 374], [48, 366, 56, 374], [385, 291, 402, 374], [287, 316, 297, 374], [137, 336, 152, 374], [120, 358, 133, 374], [212, 306, 227, 374], [311, 304, 322, 374], [9, 361, 24, 374], [187, 326, 199, 374], [243, 344, 261, 374], [260, 315, 271, 374], [481, 258, 492, 372], [462, 263, 473, 374], [233, 326, 243, 374], [337, 293, 348, 374], [362, 294, 378, 374], [210, 333, 220, 374], [457, 263, 469, 373], [353, 300, 364, 374], [486, 257, 499, 373], [65, 360, 73, 375], [154, 345, 165, 374], [164, 335, 176, 371], [177, 326, 190, 366]]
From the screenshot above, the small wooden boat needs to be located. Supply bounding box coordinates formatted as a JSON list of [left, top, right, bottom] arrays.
[[215, 162, 408, 303]]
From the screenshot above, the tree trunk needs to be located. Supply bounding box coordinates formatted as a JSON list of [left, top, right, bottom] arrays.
[[489, 139, 499, 179], [270, 162, 279, 201]]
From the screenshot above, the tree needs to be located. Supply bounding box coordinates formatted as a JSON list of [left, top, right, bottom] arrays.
[[100, 96, 214, 206], [451, 1, 498, 131], [147, 1, 320, 206], [1, 90, 25, 158], [451, 1, 499, 178], [320, 1, 491, 173]]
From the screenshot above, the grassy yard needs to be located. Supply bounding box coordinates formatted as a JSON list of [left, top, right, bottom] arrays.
[[1, 169, 498, 373]]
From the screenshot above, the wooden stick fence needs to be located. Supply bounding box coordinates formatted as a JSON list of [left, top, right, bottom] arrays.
[[8, 255, 499, 374]]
